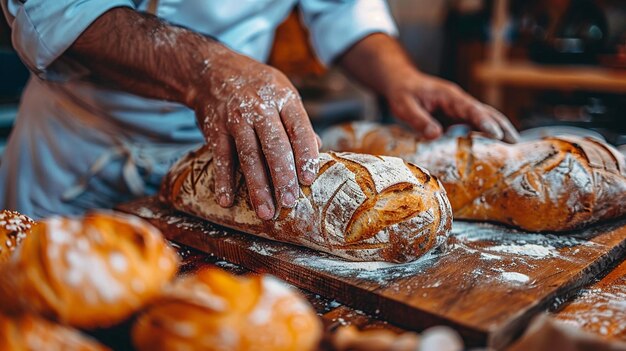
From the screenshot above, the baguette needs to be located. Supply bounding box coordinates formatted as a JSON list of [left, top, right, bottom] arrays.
[[160, 147, 452, 262], [321, 121, 626, 232]]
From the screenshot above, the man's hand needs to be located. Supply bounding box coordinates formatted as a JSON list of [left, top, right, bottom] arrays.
[[385, 69, 519, 142], [69, 8, 319, 220], [339, 33, 519, 143], [191, 49, 319, 220]]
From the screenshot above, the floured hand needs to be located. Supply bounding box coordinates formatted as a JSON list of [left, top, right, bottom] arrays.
[[190, 46, 320, 220], [67, 8, 319, 221]]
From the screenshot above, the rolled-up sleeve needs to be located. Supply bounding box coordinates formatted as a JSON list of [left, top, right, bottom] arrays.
[[299, 0, 398, 65], [2, 0, 134, 79]]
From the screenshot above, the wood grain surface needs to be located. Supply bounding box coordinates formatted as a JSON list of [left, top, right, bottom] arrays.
[[116, 197, 626, 349], [553, 258, 626, 341]]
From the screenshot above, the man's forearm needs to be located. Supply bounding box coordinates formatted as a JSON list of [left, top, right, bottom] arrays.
[[68, 7, 225, 106], [337, 33, 418, 97]]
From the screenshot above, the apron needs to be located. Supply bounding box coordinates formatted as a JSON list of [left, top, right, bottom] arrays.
[[0, 76, 203, 219]]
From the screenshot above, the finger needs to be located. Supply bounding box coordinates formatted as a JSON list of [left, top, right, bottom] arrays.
[[483, 105, 520, 143], [467, 105, 504, 140], [280, 97, 320, 186], [392, 94, 442, 139], [254, 108, 299, 209], [232, 125, 275, 220], [315, 133, 323, 149], [437, 86, 505, 140], [211, 131, 237, 208], [447, 93, 503, 140]]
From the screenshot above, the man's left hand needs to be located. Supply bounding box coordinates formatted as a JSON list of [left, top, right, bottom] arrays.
[[385, 70, 519, 142]]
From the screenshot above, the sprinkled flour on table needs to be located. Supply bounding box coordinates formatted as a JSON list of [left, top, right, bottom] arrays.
[[132, 203, 612, 289], [485, 244, 557, 258], [500, 272, 531, 284]]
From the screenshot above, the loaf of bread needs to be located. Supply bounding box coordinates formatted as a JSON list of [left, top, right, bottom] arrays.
[[322, 121, 626, 232], [0, 314, 109, 351], [160, 147, 452, 262], [0, 210, 34, 262], [132, 267, 322, 351], [0, 211, 179, 328]]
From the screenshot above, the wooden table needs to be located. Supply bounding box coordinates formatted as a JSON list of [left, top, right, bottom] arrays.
[[112, 197, 626, 350], [174, 239, 626, 350]]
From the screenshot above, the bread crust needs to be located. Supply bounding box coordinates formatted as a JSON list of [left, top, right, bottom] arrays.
[[132, 268, 322, 351], [0, 314, 109, 351], [322, 122, 626, 232], [0, 211, 179, 328], [0, 210, 33, 263], [160, 148, 452, 263]]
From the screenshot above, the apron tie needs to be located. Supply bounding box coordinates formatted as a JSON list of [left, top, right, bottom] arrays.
[[61, 142, 154, 202]]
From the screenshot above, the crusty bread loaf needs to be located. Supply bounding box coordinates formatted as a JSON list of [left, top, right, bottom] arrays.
[[322, 121, 626, 232], [132, 267, 322, 351], [160, 147, 452, 263], [0, 314, 109, 351], [0, 211, 179, 328], [0, 210, 33, 262]]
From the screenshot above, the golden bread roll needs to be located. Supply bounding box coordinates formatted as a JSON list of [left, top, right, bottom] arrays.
[[160, 148, 452, 263], [0, 210, 34, 262], [132, 267, 322, 351], [0, 314, 109, 351], [0, 211, 179, 328], [322, 122, 626, 232]]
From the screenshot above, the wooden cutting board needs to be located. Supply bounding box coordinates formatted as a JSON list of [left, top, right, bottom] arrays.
[[116, 197, 626, 349]]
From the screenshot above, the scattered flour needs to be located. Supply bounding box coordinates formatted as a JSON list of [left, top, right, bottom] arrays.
[[291, 243, 446, 285], [500, 272, 531, 284], [486, 244, 557, 258], [249, 242, 279, 256], [135, 206, 160, 219]]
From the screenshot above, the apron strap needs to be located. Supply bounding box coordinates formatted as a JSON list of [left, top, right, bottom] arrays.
[[62, 144, 150, 202]]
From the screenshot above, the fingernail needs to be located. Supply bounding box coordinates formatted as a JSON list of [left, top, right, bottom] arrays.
[[218, 194, 231, 207], [303, 171, 316, 185], [481, 121, 503, 139], [424, 124, 441, 139], [282, 191, 297, 208], [301, 158, 318, 185], [257, 202, 274, 220]]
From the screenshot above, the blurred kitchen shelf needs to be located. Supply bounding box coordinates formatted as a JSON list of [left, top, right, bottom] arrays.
[[474, 62, 626, 93]]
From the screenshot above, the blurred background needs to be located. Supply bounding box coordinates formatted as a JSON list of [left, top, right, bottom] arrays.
[[1, 0, 626, 156]]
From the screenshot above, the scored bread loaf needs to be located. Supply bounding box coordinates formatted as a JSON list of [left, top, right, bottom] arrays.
[[132, 267, 322, 351], [0, 210, 33, 262], [0, 314, 109, 351], [322, 121, 626, 232], [160, 147, 452, 263], [0, 211, 179, 328]]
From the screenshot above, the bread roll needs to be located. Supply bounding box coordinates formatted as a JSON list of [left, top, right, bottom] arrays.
[[322, 121, 626, 232], [132, 267, 322, 351], [0, 210, 34, 262], [0, 314, 109, 351], [160, 147, 452, 262], [0, 211, 179, 328]]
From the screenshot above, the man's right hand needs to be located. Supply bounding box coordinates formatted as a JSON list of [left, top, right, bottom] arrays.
[[190, 47, 319, 220], [69, 8, 319, 221]]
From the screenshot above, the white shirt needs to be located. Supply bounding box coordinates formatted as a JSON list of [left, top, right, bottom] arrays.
[[0, 0, 397, 218]]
